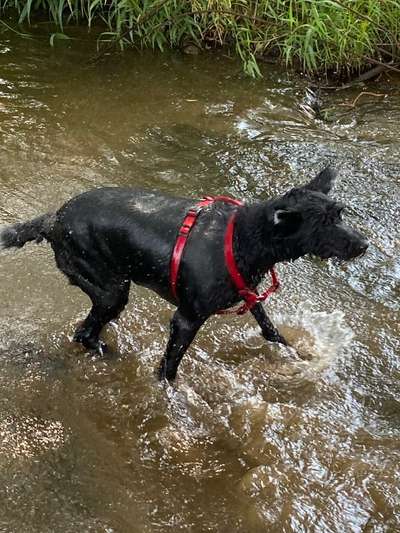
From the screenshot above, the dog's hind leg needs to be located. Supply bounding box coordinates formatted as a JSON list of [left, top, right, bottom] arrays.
[[250, 303, 288, 346], [158, 309, 205, 382], [53, 246, 130, 353], [72, 278, 130, 353]]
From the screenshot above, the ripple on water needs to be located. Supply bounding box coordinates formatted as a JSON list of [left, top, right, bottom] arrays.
[[0, 414, 67, 462]]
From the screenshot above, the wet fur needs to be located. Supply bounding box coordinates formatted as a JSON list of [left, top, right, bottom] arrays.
[[0, 167, 367, 381]]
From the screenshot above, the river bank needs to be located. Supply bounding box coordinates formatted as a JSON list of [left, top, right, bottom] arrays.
[[1, 0, 400, 79]]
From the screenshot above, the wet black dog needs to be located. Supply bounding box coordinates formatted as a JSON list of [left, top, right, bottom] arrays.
[[0, 167, 367, 380]]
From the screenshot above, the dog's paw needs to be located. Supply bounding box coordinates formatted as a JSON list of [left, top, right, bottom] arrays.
[[269, 332, 288, 346], [93, 340, 108, 357], [277, 335, 289, 346], [156, 358, 177, 383], [279, 343, 301, 361], [73, 329, 108, 355]]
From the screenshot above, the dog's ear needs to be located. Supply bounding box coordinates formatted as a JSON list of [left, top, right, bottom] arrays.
[[273, 208, 302, 235], [303, 165, 337, 194]]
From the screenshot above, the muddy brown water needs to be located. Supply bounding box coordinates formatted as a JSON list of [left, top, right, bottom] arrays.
[[0, 31, 399, 533]]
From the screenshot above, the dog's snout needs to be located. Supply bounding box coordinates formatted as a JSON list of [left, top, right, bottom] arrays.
[[357, 240, 368, 256]]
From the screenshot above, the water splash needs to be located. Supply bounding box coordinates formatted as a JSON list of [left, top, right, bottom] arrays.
[[276, 300, 354, 374]]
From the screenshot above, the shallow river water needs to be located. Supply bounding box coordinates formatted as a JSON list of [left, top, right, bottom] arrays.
[[0, 31, 399, 533]]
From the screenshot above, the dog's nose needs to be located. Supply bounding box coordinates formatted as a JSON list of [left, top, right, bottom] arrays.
[[358, 240, 368, 255]]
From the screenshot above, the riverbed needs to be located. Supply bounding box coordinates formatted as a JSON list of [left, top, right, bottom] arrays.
[[0, 30, 399, 532]]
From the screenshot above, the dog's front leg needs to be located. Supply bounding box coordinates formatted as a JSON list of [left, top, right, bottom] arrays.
[[158, 309, 205, 382], [250, 303, 288, 346]]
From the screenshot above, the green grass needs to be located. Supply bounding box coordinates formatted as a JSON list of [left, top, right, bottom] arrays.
[[1, 0, 400, 77]]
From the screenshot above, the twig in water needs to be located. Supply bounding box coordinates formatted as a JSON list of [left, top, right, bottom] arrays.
[[362, 56, 400, 75], [338, 91, 386, 108], [315, 61, 399, 91], [0, 19, 32, 38]]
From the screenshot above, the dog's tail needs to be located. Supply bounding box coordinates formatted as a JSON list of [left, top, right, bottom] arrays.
[[0, 213, 55, 251]]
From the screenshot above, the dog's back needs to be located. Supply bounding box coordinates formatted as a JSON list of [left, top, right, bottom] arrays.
[[0, 187, 238, 304], [50, 187, 194, 299]]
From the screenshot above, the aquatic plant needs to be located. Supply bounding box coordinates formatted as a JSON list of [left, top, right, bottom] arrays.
[[1, 0, 399, 77]]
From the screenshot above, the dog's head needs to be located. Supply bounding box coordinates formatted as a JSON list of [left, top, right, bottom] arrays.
[[269, 166, 368, 262]]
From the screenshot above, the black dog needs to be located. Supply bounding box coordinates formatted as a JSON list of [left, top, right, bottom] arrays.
[[0, 167, 367, 380]]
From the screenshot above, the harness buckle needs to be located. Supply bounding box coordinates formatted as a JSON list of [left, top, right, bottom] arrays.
[[187, 207, 201, 217], [238, 289, 259, 307], [178, 226, 191, 237]]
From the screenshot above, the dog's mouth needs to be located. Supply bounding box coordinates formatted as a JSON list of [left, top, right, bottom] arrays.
[[309, 252, 333, 262], [308, 254, 324, 261], [307, 235, 368, 262], [309, 248, 367, 263], [337, 246, 368, 261]]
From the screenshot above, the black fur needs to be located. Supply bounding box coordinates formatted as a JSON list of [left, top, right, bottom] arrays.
[[0, 167, 367, 380]]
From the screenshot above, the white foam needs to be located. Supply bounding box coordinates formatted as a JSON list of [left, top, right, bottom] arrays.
[[276, 300, 354, 373]]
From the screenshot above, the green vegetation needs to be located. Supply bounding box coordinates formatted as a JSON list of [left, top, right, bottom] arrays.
[[1, 0, 399, 77]]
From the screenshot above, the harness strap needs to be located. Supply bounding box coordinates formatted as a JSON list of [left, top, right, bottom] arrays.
[[169, 196, 280, 314], [170, 198, 213, 300], [170, 196, 243, 301], [220, 213, 280, 315]]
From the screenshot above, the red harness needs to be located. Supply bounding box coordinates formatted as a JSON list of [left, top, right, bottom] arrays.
[[169, 196, 280, 315]]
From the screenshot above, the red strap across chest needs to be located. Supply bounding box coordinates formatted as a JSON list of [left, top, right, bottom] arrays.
[[169, 196, 279, 314], [221, 213, 280, 315], [169, 196, 215, 300]]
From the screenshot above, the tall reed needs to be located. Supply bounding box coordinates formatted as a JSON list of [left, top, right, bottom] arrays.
[[1, 0, 399, 77]]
